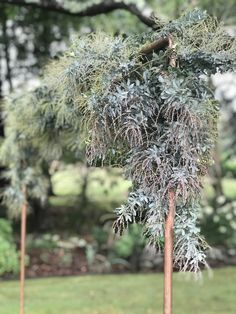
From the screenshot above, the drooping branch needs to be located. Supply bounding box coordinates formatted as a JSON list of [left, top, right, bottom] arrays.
[[0, 0, 159, 29]]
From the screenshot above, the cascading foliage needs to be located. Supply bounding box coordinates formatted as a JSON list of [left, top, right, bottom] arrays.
[[1, 9, 235, 271]]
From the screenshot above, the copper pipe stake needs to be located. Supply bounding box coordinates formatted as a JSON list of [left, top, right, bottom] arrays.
[[164, 189, 175, 314], [20, 188, 27, 314]]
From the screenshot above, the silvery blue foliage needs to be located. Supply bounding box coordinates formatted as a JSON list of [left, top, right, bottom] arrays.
[[1, 9, 236, 271]]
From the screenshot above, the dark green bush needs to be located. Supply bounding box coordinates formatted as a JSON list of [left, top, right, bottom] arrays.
[[0, 219, 19, 275]]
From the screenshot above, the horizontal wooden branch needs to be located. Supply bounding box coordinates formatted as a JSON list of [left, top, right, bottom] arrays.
[[140, 37, 169, 55], [140, 36, 177, 67], [0, 0, 159, 29]]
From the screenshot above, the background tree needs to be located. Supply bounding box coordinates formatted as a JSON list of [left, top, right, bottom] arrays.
[[0, 0, 155, 223]]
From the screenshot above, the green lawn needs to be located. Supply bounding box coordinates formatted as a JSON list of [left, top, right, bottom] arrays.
[[0, 267, 235, 314]]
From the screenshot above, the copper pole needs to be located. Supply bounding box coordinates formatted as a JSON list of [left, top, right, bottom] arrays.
[[164, 37, 176, 314], [20, 187, 27, 314], [164, 189, 175, 314]]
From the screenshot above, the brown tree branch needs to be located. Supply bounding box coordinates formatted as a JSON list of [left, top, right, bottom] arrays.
[[140, 37, 169, 55], [0, 0, 158, 29]]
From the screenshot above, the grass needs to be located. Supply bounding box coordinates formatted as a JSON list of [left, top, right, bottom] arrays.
[[0, 267, 235, 314]]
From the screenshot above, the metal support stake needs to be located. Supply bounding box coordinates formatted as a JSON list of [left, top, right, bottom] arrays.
[[164, 189, 175, 314], [20, 187, 27, 314]]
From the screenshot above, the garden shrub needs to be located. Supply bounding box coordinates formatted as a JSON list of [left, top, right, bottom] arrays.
[[0, 219, 19, 275]]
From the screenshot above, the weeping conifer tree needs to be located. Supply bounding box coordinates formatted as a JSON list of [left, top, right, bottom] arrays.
[[1, 9, 236, 314]]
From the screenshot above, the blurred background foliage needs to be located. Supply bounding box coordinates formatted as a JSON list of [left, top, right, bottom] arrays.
[[0, 0, 236, 277], [0, 218, 18, 275]]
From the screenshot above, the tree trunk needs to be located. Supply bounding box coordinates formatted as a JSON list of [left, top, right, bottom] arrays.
[[0, 60, 3, 101], [164, 189, 175, 314], [210, 143, 224, 211], [20, 187, 27, 314], [2, 6, 13, 92], [80, 164, 89, 209], [0, 38, 7, 216]]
